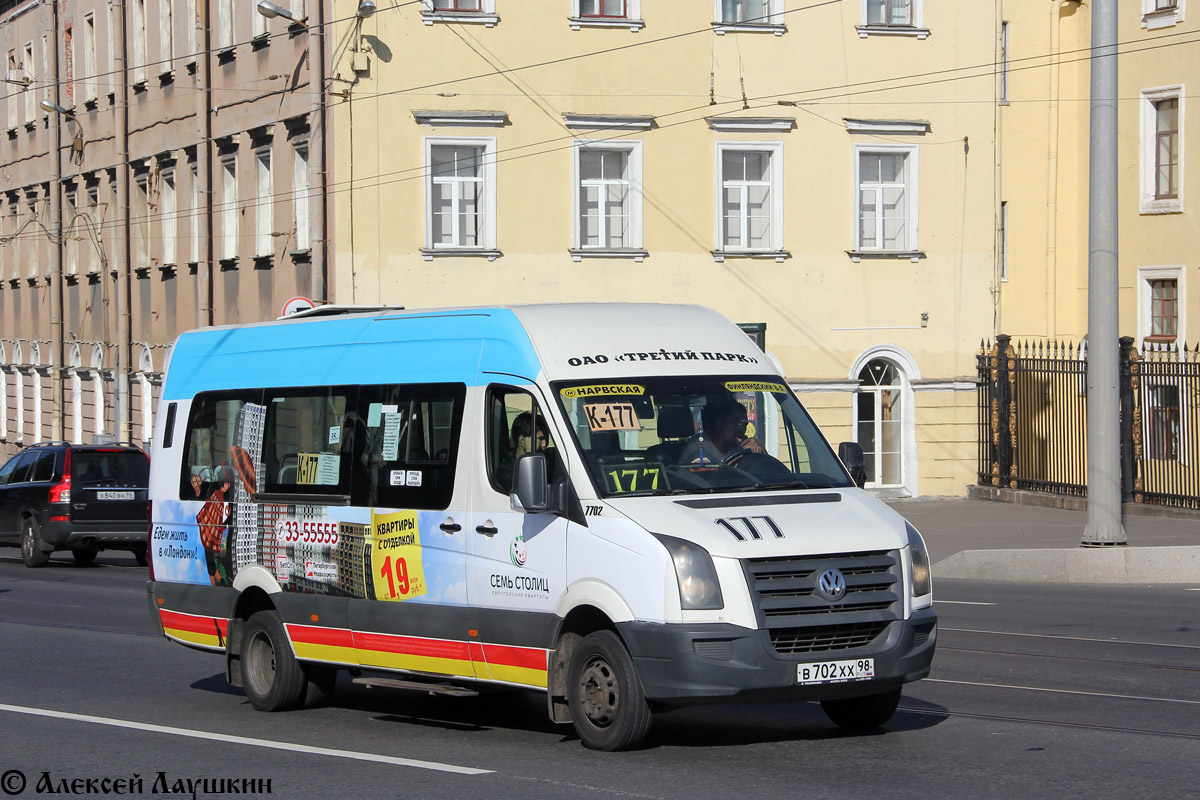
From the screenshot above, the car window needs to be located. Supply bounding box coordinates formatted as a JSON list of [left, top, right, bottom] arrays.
[[73, 451, 149, 486], [1, 452, 37, 485], [31, 451, 58, 482], [0, 454, 24, 485]]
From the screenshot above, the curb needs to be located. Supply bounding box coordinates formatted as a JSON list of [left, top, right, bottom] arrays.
[[966, 484, 1200, 521], [933, 545, 1200, 584]]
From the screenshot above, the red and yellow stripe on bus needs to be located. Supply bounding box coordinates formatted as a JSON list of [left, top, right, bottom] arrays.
[[287, 623, 549, 689], [160, 609, 230, 650]]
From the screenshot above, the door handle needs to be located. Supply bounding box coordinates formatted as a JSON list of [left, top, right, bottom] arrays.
[[475, 521, 498, 536], [439, 519, 462, 534]]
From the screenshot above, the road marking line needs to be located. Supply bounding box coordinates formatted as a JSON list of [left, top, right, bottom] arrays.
[[0, 704, 492, 775], [924, 678, 1200, 706], [941, 627, 1200, 650], [933, 600, 997, 605]]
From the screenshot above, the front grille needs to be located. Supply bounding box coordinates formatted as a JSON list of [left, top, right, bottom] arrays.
[[744, 550, 902, 655], [770, 621, 890, 654]]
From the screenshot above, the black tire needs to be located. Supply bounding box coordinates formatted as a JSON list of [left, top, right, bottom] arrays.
[[567, 630, 652, 751], [20, 518, 50, 568], [821, 688, 902, 730], [240, 611, 307, 712], [72, 547, 99, 565], [130, 543, 148, 567], [302, 664, 337, 709]]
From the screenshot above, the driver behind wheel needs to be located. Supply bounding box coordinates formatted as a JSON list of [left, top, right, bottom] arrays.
[[677, 399, 765, 466]]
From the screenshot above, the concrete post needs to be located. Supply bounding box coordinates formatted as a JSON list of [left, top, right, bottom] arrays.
[[1082, 0, 1127, 546]]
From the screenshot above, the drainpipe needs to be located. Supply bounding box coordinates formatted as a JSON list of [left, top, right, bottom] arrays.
[[311, 0, 328, 304], [48, 0, 63, 441], [1045, 1, 1061, 339], [115, 0, 131, 441], [195, 0, 212, 326]]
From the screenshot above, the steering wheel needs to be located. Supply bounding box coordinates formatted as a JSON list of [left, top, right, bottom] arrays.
[[724, 451, 794, 482]]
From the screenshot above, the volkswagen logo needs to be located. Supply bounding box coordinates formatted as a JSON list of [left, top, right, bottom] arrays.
[[817, 568, 847, 601]]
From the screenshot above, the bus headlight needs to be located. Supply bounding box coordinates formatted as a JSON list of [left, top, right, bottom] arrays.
[[905, 522, 932, 597], [653, 534, 724, 611]]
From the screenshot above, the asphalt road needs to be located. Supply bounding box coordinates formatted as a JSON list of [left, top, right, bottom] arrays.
[[0, 549, 1198, 799]]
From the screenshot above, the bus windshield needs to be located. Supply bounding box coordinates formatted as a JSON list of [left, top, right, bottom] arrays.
[[551, 375, 853, 498]]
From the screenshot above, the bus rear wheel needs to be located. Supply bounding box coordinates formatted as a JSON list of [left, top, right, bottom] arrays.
[[241, 611, 307, 712]]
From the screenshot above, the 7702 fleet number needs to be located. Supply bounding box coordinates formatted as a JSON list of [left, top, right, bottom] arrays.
[[796, 658, 875, 685]]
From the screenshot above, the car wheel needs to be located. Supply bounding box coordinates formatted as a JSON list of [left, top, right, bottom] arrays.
[[820, 688, 902, 731], [20, 518, 50, 568], [131, 543, 148, 567], [240, 610, 307, 712], [72, 547, 99, 565], [567, 630, 652, 751]]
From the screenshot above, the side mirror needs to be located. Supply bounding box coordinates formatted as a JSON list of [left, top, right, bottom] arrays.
[[838, 442, 868, 489], [511, 453, 550, 513]]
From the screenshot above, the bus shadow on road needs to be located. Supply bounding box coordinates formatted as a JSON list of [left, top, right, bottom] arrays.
[[644, 697, 949, 748]]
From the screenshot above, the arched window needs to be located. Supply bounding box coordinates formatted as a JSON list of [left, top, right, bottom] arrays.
[[856, 359, 904, 487], [12, 342, 24, 444], [850, 346, 920, 495], [137, 345, 154, 447], [0, 342, 7, 442], [30, 342, 43, 443], [91, 344, 107, 437], [68, 343, 83, 443]]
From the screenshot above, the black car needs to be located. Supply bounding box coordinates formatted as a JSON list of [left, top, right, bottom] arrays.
[[0, 442, 150, 568]]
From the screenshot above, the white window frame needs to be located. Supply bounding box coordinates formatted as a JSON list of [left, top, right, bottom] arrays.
[[184, 0, 197, 64], [999, 21, 1009, 104], [221, 154, 238, 261], [293, 140, 311, 251], [252, 0, 268, 38], [23, 43, 35, 124], [161, 168, 177, 266], [132, 170, 150, 267], [1137, 266, 1186, 345], [85, 181, 100, 274], [571, 139, 643, 256], [714, 141, 785, 256], [160, 0, 175, 71], [852, 143, 919, 255], [25, 193, 39, 279], [713, 0, 786, 34], [64, 185, 78, 276], [255, 147, 273, 257], [132, 0, 147, 84], [999, 200, 1008, 282], [188, 158, 200, 263], [422, 0, 499, 27], [80, 14, 98, 103], [1140, 86, 1184, 214], [1142, 0, 1185, 29], [857, 0, 928, 38], [218, 0, 235, 51], [570, 0, 644, 30], [423, 136, 498, 255]]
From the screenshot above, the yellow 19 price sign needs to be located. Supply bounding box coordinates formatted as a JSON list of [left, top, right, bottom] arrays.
[[369, 510, 428, 602]]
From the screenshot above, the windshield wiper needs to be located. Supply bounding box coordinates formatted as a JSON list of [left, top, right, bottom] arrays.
[[742, 481, 814, 492]]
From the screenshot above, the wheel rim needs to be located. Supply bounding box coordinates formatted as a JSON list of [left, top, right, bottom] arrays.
[[245, 629, 277, 697], [578, 655, 619, 729], [21, 524, 34, 560]]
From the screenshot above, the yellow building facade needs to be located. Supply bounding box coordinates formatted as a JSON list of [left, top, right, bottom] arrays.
[[999, 0, 1198, 347], [329, 0, 1002, 498]]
